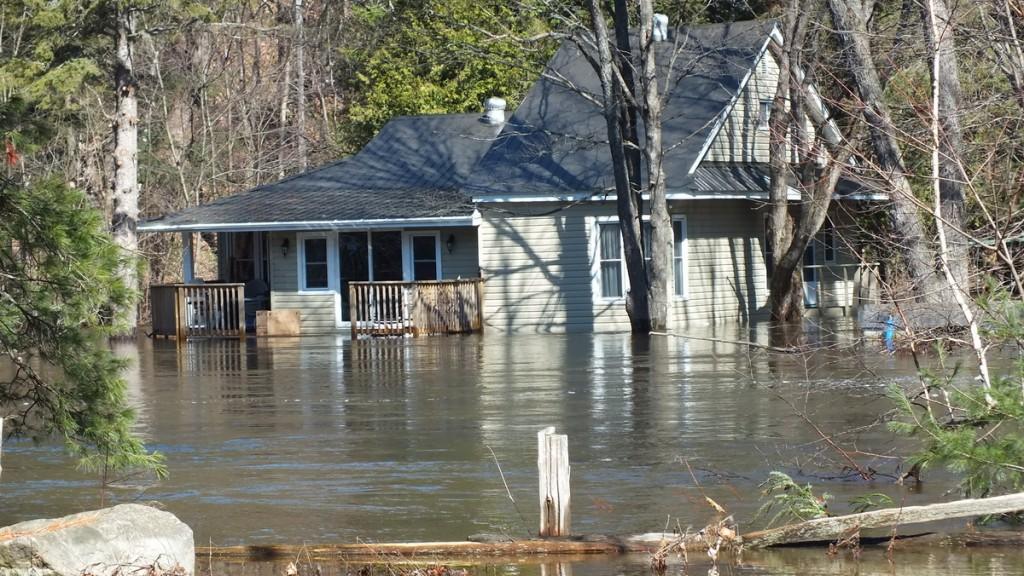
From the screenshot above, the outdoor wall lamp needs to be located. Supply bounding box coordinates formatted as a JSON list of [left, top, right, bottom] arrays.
[[446, 234, 456, 254], [281, 238, 290, 258]]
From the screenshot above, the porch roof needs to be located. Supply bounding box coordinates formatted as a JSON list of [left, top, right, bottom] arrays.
[[139, 113, 501, 233]]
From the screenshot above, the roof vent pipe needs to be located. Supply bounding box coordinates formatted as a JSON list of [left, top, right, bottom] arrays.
[[482, 96, 507, 125], [653, 13, 669, 42]]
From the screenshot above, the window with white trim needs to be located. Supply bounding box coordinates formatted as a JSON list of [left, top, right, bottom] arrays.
[[302, 237, 329, 290], [672, 219, 686, 297], [411, 235, 440, 280], [758, 99, 772, 130], [598, 223, 624, 298], [821, 222, 836, 263], [595, 218, 687, 300]]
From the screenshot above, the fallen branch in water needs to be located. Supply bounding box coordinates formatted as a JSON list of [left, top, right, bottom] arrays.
[[774, 393, 875, 480], [740, 492, 1024, 548]]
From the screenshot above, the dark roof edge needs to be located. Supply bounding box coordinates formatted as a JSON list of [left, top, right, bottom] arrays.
[[138, 215, 476, 234]]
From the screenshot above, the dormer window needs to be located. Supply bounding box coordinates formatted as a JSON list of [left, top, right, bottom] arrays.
[[758, 99, 772, 130]]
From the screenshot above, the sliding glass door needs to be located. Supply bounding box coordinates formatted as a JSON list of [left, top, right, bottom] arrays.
[[339, 233, 369, 321]]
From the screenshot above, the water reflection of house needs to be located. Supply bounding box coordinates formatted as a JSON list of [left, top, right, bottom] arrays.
[[140, 20, 882, 336]]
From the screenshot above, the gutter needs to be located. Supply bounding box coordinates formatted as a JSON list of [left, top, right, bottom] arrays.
[[138, 216, 476, 234]]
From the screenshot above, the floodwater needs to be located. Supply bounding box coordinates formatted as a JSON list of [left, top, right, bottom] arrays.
[[1, 323, 1021, 575]]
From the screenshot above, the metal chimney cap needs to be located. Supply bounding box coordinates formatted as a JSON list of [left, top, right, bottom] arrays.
[[482, 96, 507, 125]]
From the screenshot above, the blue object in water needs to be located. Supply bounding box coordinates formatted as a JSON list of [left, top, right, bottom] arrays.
[[884, 315, 897, 352]]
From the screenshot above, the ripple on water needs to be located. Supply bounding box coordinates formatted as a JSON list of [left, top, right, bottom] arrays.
[[0, 325, 1002, 550]]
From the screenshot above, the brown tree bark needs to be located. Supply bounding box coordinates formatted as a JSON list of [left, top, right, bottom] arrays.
[[612, 0, 641, 190], [767, 3, 804, 322], [769, 2, 857, 322], [112, 6, 140, 332], [637, 0, 672, 331], [294, 0, 307, 170], [585, 0, 650, 333], [610, 0, 652, 332], [277, 0, 292, 178], [827, 0, 938, 299]]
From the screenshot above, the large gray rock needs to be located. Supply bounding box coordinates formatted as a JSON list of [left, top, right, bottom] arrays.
[[0, 503, 194, 575]]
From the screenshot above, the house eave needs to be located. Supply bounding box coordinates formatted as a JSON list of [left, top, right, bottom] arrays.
[[472, 190, 887, 204], [138, 215, 476, 233], [473, 191, 791, 202]]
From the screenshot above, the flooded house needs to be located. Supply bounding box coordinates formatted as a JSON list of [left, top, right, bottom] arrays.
[[140, 19, 881, 336]]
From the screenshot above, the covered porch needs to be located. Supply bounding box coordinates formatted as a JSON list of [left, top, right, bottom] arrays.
[[145, 221, 483, 338]]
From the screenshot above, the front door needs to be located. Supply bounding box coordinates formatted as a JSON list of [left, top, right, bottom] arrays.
[[803, 244, 818, 308]]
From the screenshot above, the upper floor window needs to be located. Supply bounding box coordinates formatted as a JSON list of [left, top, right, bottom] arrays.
[[758, 99, 772, 130]]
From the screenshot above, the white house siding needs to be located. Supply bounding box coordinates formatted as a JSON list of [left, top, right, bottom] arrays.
[[705, 51, 815, 164], [478, 201, 771, 334]]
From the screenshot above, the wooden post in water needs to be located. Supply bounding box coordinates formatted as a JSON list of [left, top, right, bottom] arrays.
[[537, 426, 570, 537]]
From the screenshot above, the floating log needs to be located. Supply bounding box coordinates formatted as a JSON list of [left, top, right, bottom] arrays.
[[537, 427, 570, 537], [196, 538, 639, 561], [194, 529, 1024, 562], [740, 492, 1024, 548]]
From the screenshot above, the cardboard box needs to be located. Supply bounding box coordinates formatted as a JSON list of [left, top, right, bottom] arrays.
[[255, 310, 301, 336]]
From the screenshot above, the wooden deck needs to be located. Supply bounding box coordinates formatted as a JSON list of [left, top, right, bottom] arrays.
[[349, 279, 484, 337], [150, 283, 246, 340]]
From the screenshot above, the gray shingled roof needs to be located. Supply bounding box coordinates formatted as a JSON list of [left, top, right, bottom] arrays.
[[140, 113, 501, 232], [463, 20, 778, 199], [692, 163, 883, 199]]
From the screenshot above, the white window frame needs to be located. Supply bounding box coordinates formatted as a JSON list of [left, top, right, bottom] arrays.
[[821, 223, 836, 264], [672, 217, 689, 299], [297, 232, 339, 293], [401, 231, 443, 281], [758, 99, 772, 131], [593, 217, 627, 301], [589, 215, 688, 303]]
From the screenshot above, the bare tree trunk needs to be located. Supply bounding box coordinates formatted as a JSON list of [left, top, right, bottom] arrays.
[[922, 0, 969, 294], [294, 0, 307, 170], [277, 0, 292, 178], [585, 0, 650, 333], [638, 0, 672, 331], [612, 0, 642, 191], [768, 2, 803, 322], [926, 0, 995, 403], [988, 0, 1024, 110], [827, 0, 937, 299], [112, 6, 140, 332]]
